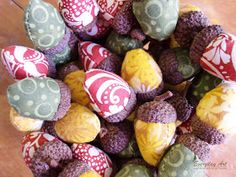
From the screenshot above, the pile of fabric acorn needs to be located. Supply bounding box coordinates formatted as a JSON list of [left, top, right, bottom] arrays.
[[1, 0, 236, 177]]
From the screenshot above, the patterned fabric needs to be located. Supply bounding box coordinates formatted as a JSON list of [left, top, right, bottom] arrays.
[[24, 0, 66, 50], [133, 0, 179, 41], [55, 103, 101, 143], [122, 49, 163, 93], [1, 45, 48, 80], [115, 164, 153, 177], [135, 119, 176, 166], [64, 70, 91, 107], [84, 69, 131, 118], [158, 144, 204, 177], [196, 82, 236, 134], [200, 33, 236, 82], [7, 77, 61, 120], [72, 143, 113, 177], [106, 31, 143, 56]]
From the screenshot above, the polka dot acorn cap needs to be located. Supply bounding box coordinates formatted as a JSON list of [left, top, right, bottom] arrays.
[[24, 0, 66, 50], [133, 0, 179, 41], [1, 45, 49, 80], [7, 77, 62, 121], [59, 0, 100, 32], [71, 143, 113, 177]]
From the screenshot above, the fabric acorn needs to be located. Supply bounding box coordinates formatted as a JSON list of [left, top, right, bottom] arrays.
[[7, 77, 71, 121], [134, 91, 177, 166], [84, 69, 137, 123], [158, 48, 201, 85], [24, 0, 78, 64], [1, 45, 49, 80], [79, 41, 122, 74], [192, 82, 236, 145], [191, 27, 236, 82], [99, 121, 131, 154], [58, 160, 101, 177], [115, 164, 153, 177], [22, 132, 58, 167], [158, 134, 210, 177], [174, 11, 210, 48], [63, 69, 91, 107], [30, 140, 72, 177], [59, 0, 99, 32], [122, 49, 163, 102], [55, 103, 100, 143], [187, 71, 222, 107], [133, 0, 179, 41], [10, 107, 44, 132], [106, 31, 143, 56], [72, 143, 113, 177]]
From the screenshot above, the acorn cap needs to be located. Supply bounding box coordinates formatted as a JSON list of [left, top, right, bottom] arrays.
[[137, 92, 177, 124], [130, 28, 146, 42], [174, 11, 210, 48], [96, 54, 122, 75], [47, 59, 57, 78], [58, 160, 100, 177], [136, 82, 164, 103], [166, 92, 193, 122], [177, 134, 210, 162], [191, 115, 225, 145], [112, 1, 134, 35], [158, 49, 184, 85], [190, 25, 224, 63], [100, 121, 131, 154], [52, 80, 71, 121], [31, 140, 72, 177], [57, 62, 80, 80]]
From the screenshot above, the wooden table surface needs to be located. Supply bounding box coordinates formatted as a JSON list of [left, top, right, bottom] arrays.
[[0, 0, 236, 177]]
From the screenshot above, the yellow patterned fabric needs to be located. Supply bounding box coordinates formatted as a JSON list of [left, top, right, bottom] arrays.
[[55, 103, 100, 143], [80, 170, 101, 177], [122, 49, 162, 93], [64, 70, 91, 108], [197, 83, 236, 134], [10, 107, 43, 132], [134, 120, 176, 166]]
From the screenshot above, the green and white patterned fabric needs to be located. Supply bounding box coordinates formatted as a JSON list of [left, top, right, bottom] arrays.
[[115, 164, 153, 177], [158, 144, 205, 177], [7, 77, 61, 121], [106, 31, 143, 56], [133, 0, 179, 41], [24, 0, 66, 50], [174, 48, 201, 79]]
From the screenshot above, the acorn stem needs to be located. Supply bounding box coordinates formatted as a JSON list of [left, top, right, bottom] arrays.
[[154, 91, 173, 102], [99, 127, 108, 138]]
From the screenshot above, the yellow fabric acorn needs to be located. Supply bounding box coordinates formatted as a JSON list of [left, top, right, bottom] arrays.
[[55, 103, 100, 143], [10, 107, 43, 132], [64, 70, 91, 107], [196, 82, 236, 134], [134, 92, 177, 166], [122, 49, 163, 102]]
